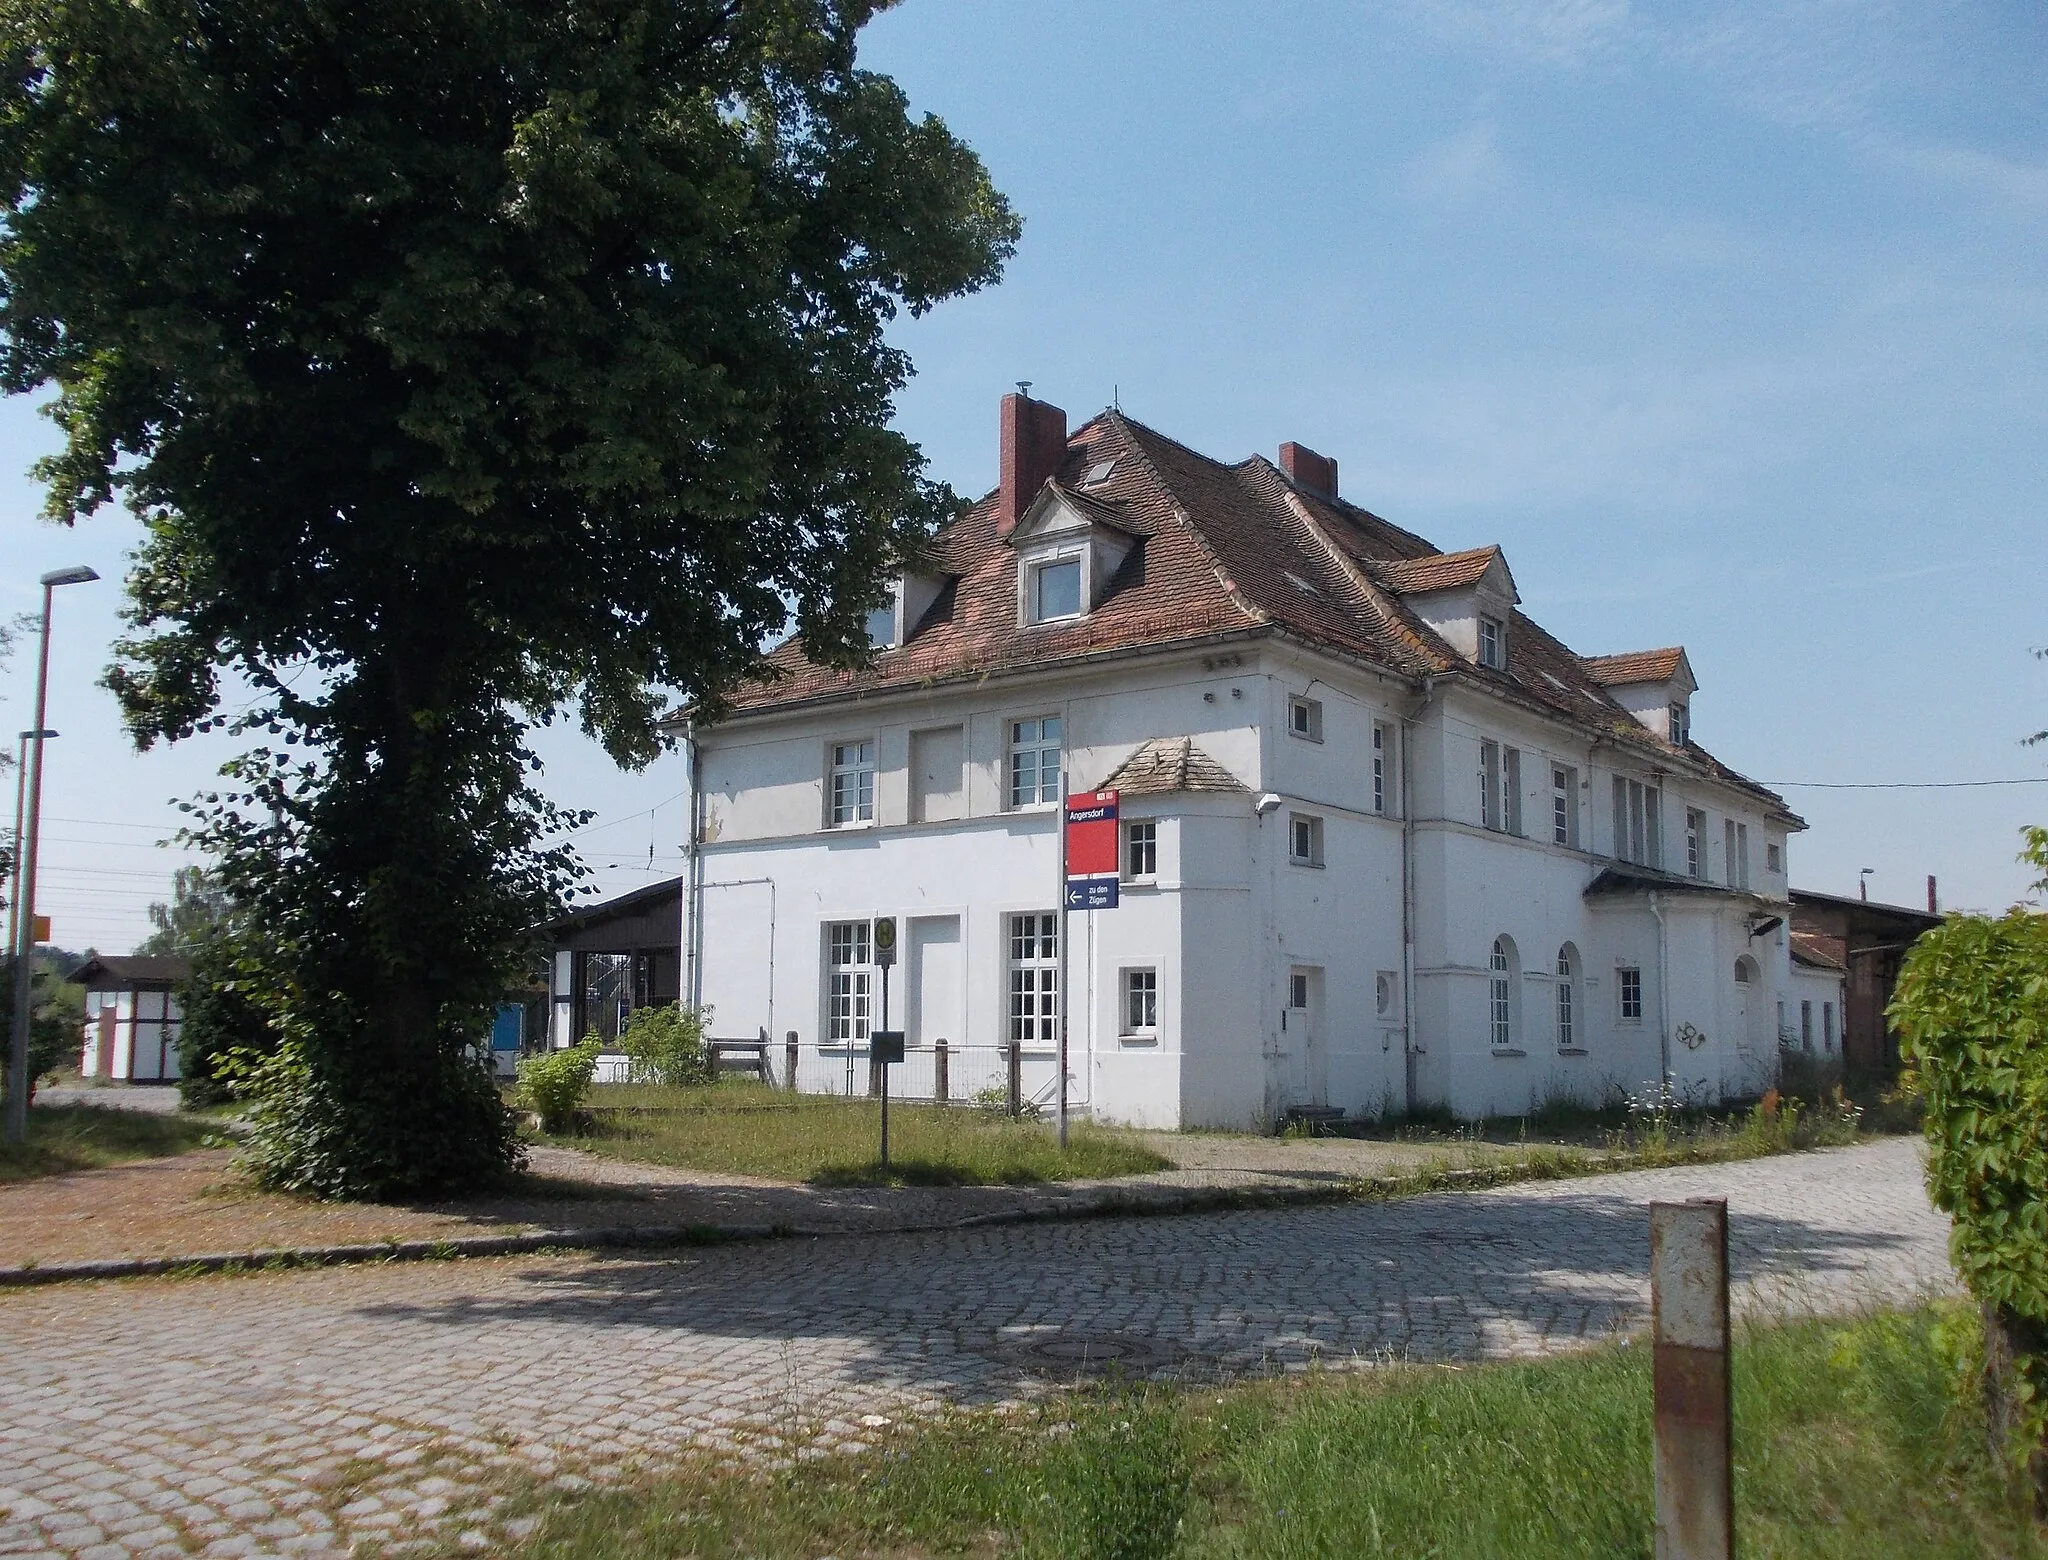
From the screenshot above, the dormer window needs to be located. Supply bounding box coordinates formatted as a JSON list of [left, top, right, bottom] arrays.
[[1668, 702, 1690, 744], [1478, 615, 1505, 670], [1029, 557, 1083, 623], [865, 603, 897, 648]]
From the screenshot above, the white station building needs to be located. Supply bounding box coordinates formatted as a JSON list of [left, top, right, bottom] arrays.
[[661, 393, 1806, 1128]]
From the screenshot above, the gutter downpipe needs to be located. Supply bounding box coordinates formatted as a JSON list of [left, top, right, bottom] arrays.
[[683, 719, 705, 1012], [1400, 674, 1438, 1118], [1649, 888, 1672, 1097]]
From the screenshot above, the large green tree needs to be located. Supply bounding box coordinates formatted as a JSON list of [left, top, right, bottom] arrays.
[[0, 0, 1017, 1196]]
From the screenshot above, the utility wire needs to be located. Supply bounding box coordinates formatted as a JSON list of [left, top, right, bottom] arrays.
[[1761, 777, 2048, 790]]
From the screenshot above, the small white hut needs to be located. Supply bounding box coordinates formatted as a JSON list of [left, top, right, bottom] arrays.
[[75, 956, 189, 1082]]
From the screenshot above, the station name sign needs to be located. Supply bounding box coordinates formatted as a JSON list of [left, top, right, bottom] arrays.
[[1064, 789, 1120, 911]]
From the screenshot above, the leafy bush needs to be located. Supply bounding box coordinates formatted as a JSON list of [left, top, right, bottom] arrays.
[[1, 958, 81, 1098], [619, 1003, 712, 1088], [1892, 894, 2048, 1506], [174, 926, 281, 1107], [516, 1035, 604, 1132]]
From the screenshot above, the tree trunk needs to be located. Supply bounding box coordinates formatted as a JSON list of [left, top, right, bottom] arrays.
[[1982, 1300, 2048, 1514]]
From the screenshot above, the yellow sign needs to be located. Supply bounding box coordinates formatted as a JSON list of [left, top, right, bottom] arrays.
[[30, 914, 50, 942]]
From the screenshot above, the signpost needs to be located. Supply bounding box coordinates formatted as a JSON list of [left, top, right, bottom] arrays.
[[1058, 787, 1120, 1149], [873, 918, 898, 1167]]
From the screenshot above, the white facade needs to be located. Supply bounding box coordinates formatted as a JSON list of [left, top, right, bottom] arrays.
[[681, 638, 1798, 1128], [79, 987, 184, 1082]]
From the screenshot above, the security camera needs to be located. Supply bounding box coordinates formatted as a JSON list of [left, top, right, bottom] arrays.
[[1254, 792, 1283, 818]]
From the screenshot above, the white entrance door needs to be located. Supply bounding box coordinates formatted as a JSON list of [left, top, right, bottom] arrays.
[[1284, 966, 1325, 1108]]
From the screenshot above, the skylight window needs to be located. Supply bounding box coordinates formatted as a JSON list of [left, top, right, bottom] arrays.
[[1282, 571, 1324, 599], [1080, 458, 1117, 487]]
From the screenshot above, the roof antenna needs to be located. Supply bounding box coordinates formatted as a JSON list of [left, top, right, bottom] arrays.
[[1015, 380, 1032, 398], [1114, 383, 1120, 410]]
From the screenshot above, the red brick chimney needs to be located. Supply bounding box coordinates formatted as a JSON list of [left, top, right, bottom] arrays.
[[1278, 441, 1338, 499], [998, 390, 1068, 537]]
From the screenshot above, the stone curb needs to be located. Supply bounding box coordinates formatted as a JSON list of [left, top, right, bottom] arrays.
[[0, 1160, 1577, 1288]]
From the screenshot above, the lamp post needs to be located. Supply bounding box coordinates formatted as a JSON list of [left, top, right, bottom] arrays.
[[6, 566, 98, 1145], [6, 728, 58, 985]]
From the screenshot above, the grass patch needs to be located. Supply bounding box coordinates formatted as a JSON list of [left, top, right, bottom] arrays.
[[488, 1304, 2039, 1558], [0, 1104, 220, 1183], [540, 1089, 1170, 1187]]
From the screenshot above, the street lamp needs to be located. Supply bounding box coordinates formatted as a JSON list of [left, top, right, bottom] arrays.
[[6, 566, 99, 1144], [7, 728, 58, 981], [1859, 867, 1874, 903]]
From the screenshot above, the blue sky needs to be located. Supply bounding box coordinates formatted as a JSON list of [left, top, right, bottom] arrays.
[[4, 0, 2045, 951]]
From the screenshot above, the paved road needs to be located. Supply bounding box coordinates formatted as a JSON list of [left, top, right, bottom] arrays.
[[0, 1140, 1951, 1558]]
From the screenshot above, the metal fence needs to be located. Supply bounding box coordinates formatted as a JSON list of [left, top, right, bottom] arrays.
[[784, 1035, 1066, 1114]]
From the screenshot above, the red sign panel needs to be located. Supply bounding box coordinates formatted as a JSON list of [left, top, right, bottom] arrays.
[[1065, 789, 1120, 885]]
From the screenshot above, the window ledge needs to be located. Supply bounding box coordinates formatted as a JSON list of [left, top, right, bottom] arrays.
[[1118, 1035, 1159, 1048], [1489, 1047, 1528, 1058], [1555, 1047, 1590, 1057]]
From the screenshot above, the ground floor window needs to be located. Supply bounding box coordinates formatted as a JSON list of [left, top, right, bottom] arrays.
[[1009, 911, 1058, 1046], [826, 921, 872, 1044], [1618, 966, 1643, 1022], [1823, 1001, 1835, 1051], [1122, 968, 1158, 1036]]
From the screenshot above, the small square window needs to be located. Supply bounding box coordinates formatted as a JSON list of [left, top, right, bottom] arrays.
[[1030, 558, 1083, 623], [1766, 842, 1783, 874], [1288, 696, 1323, 742], [1124, 819, 1157, 881], [1122, 968, 1158, 1035], [1618, 966, 1643, 1023], [1288, 813, 1324, 867]]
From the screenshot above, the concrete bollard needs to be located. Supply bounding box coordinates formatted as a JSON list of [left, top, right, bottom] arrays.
[[934, 1039, 950, 1104], [785, 1030, 799, 1092], [1651, 1198, 1733, 1560]]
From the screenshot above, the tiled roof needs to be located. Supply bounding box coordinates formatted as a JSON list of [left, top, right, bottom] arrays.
[[1100, 737, 1248, 796], [1582, 648, 1687, 687], [711, 409, 1798, 824], [1372, 546, 1506, 596], [72, 955, 189, 987], [1789, 930, 1848, 972]]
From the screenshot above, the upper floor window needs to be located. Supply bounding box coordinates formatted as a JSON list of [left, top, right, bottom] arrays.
[[1027, 556, 1083, 624], [1372, 723, 1393, 815], [1009, 716, 1062, 808], [1556, 944, 1580, 1049], [1478, 615, 1505, 670], [1669, 702, 1690, 744], [1480, 742, 1522, 834], [1289, 812, 1325, 867], [1552, 764, 1579, 847], [1766, 841, 1782, 874], [1612, 776, 1662, 869], [829, 740, 875, 827], [865, 603, 897, 648], [1288, 696, 1323, 742], [1725, 820, 1751, 889], [1685, 808, 1707, 879], [1124, 819, 1157, 881]]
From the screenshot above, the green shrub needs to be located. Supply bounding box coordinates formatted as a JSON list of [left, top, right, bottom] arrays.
[[618, 1003, 712, 1088], [174, 926, 282, 1108], [1892, 888, 2048, 1505], [516, 1035, 604, 1132]]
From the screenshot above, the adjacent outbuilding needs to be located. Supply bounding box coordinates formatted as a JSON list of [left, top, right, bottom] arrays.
[[74, 955, 190, 1083]]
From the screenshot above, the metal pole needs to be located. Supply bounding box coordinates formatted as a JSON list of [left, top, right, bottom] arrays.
[[1651, 1198, 1733, 1560], [6, 732, 28, 979], [7, 586, 58, 1144], [1057, 774, 1069, 1151], [878, 962, 890, 1169]]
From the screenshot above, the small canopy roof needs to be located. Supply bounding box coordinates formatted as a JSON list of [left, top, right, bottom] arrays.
[[73, 955, 190, 988]]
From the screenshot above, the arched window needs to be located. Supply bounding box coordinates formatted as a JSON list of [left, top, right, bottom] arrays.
[[1556, 943, 1580, 1049], [1734, 955, 1757, 986], [1490, 937, 1518, 1048]]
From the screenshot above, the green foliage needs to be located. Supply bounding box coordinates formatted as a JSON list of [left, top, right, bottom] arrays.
[[1, 957, 81, 1097], [517, 1036, 604, 1134], [1892, 886, 2048, 1491], [618, 1003, 711, 1089], [500, 1306, 2045, 1558], [0, 0, 1013, 1196], [136, 865, 234, 956], [174, 924, 282, 1108], [0, 1103, 217, 1182]]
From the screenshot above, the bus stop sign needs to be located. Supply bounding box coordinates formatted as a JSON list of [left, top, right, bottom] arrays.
[[873, 916, 897, 968]]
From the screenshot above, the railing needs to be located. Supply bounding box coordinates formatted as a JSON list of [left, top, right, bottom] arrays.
[[777, 1032, 1066, 1116]]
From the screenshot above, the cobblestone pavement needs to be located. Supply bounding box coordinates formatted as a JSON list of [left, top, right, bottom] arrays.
[[0, 1139, 1951, 1558]]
